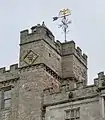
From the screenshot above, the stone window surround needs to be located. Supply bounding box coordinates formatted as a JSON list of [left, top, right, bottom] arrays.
[[0, 86, 12, 110], [65, 107, 80, 120]]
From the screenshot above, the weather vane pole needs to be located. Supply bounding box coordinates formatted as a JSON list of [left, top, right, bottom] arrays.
[[53, 8, 71, 42]]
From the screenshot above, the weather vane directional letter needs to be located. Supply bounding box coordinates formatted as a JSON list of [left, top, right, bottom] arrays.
[[53, 8, 71, 42]]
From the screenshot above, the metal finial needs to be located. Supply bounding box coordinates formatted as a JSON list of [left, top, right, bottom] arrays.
[[53, 8, 71, 42]]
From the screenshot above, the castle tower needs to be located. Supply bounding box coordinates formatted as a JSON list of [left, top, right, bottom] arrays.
[[19, 23, 62, 76], [17, 22, 88, 120], [18, 23, 61, 120]]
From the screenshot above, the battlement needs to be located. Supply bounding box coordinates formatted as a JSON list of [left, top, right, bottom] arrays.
[[76, 46, 87, 61], [19, 22, 88, 80], [94, 72, 105, 88], [43, 72, 102, 98], [75, 46, 87, 66], [20, 22, 87, 66], [61, 41, 75, 55], [61, 41, 87, 66], [20, 29, 29, 39], [0, 64, 18, 74], [20, 23, 54, 39], [43, 83, 75, 95], [20, 22, 55, 47], [43, 84, 97, 96], [55, 40, 62, 53], [43, 83, 97, 106]]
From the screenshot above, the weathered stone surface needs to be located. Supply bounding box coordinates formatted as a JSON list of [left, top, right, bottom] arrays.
[[0, 23, 104, 120]]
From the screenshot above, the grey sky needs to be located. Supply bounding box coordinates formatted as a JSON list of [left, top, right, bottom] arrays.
[[0, 0, 105, 84]]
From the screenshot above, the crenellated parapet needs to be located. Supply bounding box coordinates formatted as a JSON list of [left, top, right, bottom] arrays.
[[76, 46, 87, 65], [94, 72, 105, 88], [61, 40, 87, 80], [20, 22, 56, 49], [43, 84, 98, 106], [20, 22, 88, 66], [0, 64, 18, 74], [20, 23, 54, 40], [20, 29, 29, 39], [61, 41, 75, 55], [0, 67, 5, 73], [20, 22, 88, 82], [43, 72, 103, 106], [55, 40, 62, 53], [0, 64, 19, 81], [61, 41, 87, 66]]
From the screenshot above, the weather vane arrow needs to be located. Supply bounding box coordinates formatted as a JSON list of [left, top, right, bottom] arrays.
[[53, 8, 71, 42]]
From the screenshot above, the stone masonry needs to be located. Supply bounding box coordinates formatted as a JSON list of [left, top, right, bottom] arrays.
[[0, 22, 105, 120]]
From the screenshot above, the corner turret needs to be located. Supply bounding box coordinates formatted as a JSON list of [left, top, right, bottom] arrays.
[[61, 41, 87, 85]]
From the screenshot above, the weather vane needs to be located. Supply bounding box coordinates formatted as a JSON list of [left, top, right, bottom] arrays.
[[53, 8, 71, 42]]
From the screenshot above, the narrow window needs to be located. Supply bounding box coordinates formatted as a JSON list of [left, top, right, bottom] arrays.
[[4, 88, 12, 108], [0, 87, 12, 109], [65, 108, 80, 120], [75, 108, 80, 119], [66, 110, 70, 119], [70, 109, 74, 119]]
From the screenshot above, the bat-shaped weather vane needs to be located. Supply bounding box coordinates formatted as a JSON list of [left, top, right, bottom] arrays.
[[53, 8, 71, 42]]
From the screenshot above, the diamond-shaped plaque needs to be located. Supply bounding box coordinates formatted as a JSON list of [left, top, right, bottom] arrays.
[[23, 50, 38, 65]]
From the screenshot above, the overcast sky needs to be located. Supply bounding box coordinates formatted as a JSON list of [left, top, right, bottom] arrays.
[[0, 0, 105, 84]]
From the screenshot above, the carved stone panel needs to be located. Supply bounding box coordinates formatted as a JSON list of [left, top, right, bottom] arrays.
[[23, 50, 38, 65]]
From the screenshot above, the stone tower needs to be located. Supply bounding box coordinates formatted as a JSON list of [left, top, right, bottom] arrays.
[[0, 22, 105, 120], [17, 22, 87, 120], [18, 23, 62, 120]]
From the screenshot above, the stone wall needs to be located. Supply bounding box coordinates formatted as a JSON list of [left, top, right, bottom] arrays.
[[0, 23, 104, 120], [19, 23, 87, 81], [17, 63, 60, 120], [45, 97, 101, 120], [61, 41, 87, 81], [19, 24, 62, 77], [43, 84, 98, 106], [0, 64, 19, 120]]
